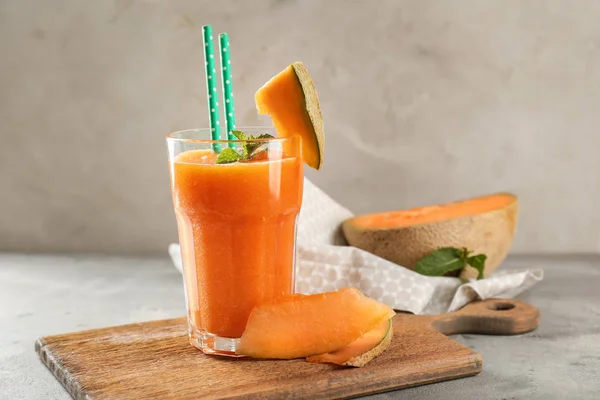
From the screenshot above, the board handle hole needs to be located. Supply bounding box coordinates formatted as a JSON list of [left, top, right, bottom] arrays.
[[488, 302, 515, 311]]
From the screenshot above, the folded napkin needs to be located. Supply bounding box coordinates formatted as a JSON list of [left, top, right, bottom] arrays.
[[169, 178, 543, 315]]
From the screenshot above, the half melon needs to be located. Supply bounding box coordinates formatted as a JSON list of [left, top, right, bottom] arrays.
[[255, 62, 325, 170], [342, 193, 518, 279], [237, 287, 395, 359], [307, 318, 393, 367]]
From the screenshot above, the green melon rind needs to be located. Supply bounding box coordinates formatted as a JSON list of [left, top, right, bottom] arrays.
[[291, 61, 325, 170], [343, 318, 393, 368]]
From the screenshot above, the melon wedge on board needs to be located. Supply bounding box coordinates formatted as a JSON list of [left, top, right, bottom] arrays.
[[237, 287, 395, 359], [307, 318, 393, 367], [342, 193, 518, 279], [255, 62, 325, 170]]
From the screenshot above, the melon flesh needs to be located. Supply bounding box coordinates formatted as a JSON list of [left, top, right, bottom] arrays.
[[255, 62, 325, 170], [342, 193, 518, 279], [237, 287, 395, 359], [307, 318, 393, 367]]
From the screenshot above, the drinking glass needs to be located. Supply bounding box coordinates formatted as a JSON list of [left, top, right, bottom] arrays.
[[167, 127, 303, 356]]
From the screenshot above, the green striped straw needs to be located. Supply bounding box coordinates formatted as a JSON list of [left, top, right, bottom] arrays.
[[218, 33, 236, 146], [202, 25, 221, 152]]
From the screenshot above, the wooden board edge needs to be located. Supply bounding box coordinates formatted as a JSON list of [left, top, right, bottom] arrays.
[[38, 317, 187, 345], [333, 352, 483, 400], [35, 338, 86, 400], [219, 352, 483, 400]]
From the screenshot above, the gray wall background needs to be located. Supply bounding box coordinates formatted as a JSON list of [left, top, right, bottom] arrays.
[[1, 0, 599, 255]]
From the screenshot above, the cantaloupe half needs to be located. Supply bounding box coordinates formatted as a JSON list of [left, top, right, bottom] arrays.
[[342, 193, 518, 280], [307, 318, 393, 367], [237, 287, 395, 359], [255, 62, 325, 170]]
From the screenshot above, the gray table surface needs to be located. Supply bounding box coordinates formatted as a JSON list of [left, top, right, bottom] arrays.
[[1, 253, 599, 399]]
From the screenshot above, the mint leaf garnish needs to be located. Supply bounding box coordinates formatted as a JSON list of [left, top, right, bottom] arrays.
[[216, 147, 242, 164], [230, 130, 249, 158], [467, 254, 487, 279], [230, 130, 247, 140], [219, 131, 275, 163], [246, 133, 274, 156], [415, 247, 487, 279], [414, 247, 466, 277]]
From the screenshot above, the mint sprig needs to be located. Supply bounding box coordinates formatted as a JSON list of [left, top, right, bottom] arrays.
[[216, 147, 242, 164], [467, 253, 487, 279], [246, 133, 273, 155], [216, 130, 274, 164], [414, 247, 487, 280]]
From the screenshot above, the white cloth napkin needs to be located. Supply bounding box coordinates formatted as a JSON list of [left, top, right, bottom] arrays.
[[169, 178, 543, 315]]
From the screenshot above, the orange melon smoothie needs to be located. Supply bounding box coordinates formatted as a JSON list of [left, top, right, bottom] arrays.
[[168, 129, 303, 355]]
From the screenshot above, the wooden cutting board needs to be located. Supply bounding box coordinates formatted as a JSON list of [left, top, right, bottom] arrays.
[[36, 298, 539, 400]]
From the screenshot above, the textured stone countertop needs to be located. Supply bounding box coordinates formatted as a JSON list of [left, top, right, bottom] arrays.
[[1, 253, 599, 399]]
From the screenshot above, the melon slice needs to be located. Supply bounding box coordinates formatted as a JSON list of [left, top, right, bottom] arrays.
[[307, 318, 393, 367], [237, 287, 395, 359], [255, 62, 325, 170], [342, 193, 518, 279]]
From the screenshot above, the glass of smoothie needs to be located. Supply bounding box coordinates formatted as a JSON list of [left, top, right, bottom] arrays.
[[167, 127, 304, 356]]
